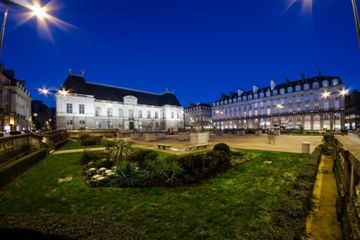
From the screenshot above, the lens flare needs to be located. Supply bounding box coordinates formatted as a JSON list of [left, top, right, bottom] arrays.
[[285, 0, 314, 15], [9, 0, 77, 42]]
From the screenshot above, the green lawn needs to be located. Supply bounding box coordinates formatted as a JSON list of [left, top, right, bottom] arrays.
[[0, 150, 309, 239], [58, 139, 114, 150]]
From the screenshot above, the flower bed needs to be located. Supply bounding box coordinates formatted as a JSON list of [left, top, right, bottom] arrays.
[[82, 142, 249, 187]]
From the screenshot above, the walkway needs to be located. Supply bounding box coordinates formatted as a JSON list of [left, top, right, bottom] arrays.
[[53, 147, 106, 155], [305, 155, 342, 240]]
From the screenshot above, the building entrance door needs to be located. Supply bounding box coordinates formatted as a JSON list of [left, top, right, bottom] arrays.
[[129, 121, 134, 130]]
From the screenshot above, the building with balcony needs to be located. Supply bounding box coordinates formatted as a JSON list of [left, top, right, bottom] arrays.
[[184, 103, 212, 130], [212, 75, 346, 131], [56, 72, 184, 131], [345, 89, 360, 130], [0, 67, 32, 132]]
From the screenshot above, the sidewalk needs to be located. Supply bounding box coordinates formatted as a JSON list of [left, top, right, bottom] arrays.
[[52, 147, 106, 155], [305, 155, 342, 240]]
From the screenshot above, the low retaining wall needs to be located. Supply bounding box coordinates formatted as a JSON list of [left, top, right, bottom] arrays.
[[0, 148, 48, 189], [334, 137, 360, 240]]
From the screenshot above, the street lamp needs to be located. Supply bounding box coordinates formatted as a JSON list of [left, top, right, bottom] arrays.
[[322, 91, 330, 99], [0, 0, 52, 55]]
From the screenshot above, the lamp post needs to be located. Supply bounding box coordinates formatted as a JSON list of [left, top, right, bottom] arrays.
[[352, 0, 360, 48]]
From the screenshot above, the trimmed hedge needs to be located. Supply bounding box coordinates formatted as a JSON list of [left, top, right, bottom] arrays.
[[256, 146, 322, 240], [0, 149, 48, 189], [213, 143, 230, 154]]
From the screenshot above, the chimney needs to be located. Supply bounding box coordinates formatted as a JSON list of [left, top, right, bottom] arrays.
[[270, 80, 276, 90], [253, 85, 259, 94]]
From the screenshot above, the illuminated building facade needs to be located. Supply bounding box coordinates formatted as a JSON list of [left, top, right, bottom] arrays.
[[212, 75, 346, 131]]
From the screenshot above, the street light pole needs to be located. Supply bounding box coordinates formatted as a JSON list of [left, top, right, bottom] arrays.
[[0, 5, 9, 51], [352, 0, 360, 48]]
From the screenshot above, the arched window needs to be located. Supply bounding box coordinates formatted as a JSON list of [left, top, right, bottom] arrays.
[[243, 96, 247, 101], [138, 110, 143, 118], [155, 112, 159, 119], [287, 87, 293, 93], [295, 85, 302, 91], [322, 80, 329, 87], [304, 83, 310, 90], [280, 88, 285, 94], [95, 107, 101, 117], [312, 82, 319, 89], [273, 90, 278, 95], [147, 111, 151, 119]]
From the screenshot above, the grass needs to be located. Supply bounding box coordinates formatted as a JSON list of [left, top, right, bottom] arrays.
[[0, 150, 310, 239], [58, 139, 114, 150]]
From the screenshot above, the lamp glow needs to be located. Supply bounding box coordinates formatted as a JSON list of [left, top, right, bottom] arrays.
[[30, 4, 48, 20], [322, 91, 330, 99], [58, 89, 68, 96], [38, 87, 49, 95], [340, 89, 349, 96]]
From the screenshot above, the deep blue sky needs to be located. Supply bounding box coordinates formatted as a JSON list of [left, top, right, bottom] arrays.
[[2, 0, 360, 107]]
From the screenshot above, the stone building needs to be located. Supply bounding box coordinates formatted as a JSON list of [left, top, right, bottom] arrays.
[[212, 75, 346, 131], [345, 89, 360, 130], [184, 103, 212, 130], [0, 67, 32, 132], [56, 72, 184, 131]]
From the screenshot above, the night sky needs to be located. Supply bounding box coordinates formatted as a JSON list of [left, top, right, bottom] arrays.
[[2, 0, 360, 107]]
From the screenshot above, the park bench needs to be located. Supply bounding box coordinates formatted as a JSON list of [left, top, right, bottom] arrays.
[[187, 144, 210, 151], [157, 144, 171, 150]]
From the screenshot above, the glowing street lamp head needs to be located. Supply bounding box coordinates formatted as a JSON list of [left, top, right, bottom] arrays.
[[322, 91, 330, 99], [30, 4, 48, 20], [340, 89, 349, 97], [58, 89, 68, 96], [277, 104, 284, 109], [38, 87, 49, 95]]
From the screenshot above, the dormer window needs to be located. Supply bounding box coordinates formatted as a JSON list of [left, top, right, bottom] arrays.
[[312, 82, 319, 89], [295, 85, 302, 92], [280, 88, 285, 94], [259, 92, 264, 98], [243, 96, 247, 101], [332, 78, 339, 86], [266, 91, 271, 97], [273, 90, 278, 95], [287, 87, 293, 93], [322, 80, 329, 87], [304, 83, 310, 90], [248, 95, 253, 100]]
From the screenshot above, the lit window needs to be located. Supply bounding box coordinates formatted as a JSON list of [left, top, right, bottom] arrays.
[[138, 110, 143, 118], [155, 112, 159, 119], [66, 104, 73, 114], [95, 107, 101, 116], [79, 104, 85, 114], [147, 111, 151, 118]]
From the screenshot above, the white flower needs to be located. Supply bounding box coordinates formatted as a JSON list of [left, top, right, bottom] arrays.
[[98, 167, 107, 172], [88, 168, 97, 173]]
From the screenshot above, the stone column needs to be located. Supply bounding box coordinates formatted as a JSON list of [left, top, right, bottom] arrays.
[[320, 114, 324, 130]]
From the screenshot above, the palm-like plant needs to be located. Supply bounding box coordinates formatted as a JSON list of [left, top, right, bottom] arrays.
[[106, 140, 133, 164]]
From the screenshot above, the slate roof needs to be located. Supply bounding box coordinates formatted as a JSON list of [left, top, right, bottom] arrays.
[[61, 74, 182, 107], [216, 75, 343, 102]]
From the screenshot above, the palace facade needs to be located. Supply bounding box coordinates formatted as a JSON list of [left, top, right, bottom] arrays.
[[56, 72, 184, 131], [212, 75, 346, 131]]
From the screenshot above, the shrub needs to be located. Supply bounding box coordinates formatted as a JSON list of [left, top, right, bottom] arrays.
[[81, 151, 108, 165], [80, 135, 101, 146], [178, 151, 231, 183], [213, 143, 230, 154], [126, 149, 158, 167], [116, 161, 138, 178], [145, 155, 183, 183]]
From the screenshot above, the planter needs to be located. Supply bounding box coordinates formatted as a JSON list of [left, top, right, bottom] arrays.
[[255, 129, 263, 136], [237, 129, 246, 136], [144, 133, 158, 142], [177, 132, 190, 141], [190, 132, 209, 145]]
